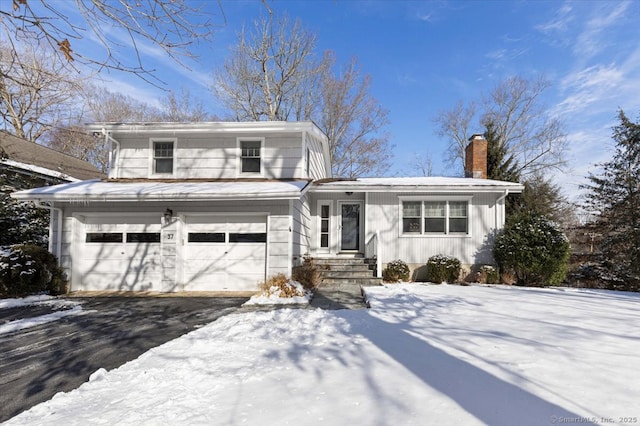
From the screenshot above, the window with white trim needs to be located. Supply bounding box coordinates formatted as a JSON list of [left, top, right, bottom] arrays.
[[240, 140, 261, 173], [153, 141, 174, 174], [402, 200, 469, 235]]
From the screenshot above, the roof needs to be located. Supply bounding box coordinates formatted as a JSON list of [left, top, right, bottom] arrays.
[[11, 179, 312, 202], [312, 177, 524, 193], [85, 121, 328, 142], [0, 132, 104, 181]]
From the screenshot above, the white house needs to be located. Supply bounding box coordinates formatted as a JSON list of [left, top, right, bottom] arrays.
[[11, 121, 523, 292]]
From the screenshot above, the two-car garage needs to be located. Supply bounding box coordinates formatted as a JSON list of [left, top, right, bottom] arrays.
[[79, 214, 267, 292]]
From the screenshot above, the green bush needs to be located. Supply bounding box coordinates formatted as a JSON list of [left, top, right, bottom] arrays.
[[0, 244, 67, 297], [292, 257, 320, 290], [493, 213, 570, 286], [426, 254, 461, 283], [382, 259, 410, 282]]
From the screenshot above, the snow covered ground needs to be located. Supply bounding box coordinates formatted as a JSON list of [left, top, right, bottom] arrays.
[[6, 284, 640, 425], [0, 295, 83, 335]]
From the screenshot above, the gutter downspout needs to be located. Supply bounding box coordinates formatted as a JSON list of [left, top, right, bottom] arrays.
[[496, 189, 509, 230], [35, 200, 63, 266], [103, 129, 120, 178]]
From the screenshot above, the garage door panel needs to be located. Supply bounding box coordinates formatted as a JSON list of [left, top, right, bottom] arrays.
[[184, 215, 267, 291], [81, 217, 162, 292]]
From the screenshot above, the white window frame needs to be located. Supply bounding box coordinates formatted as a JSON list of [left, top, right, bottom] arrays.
[[237, 137, 264, 176], [149, 138, 177, 177], [398, 196, 472, 237], [317, 201, 331, 252]]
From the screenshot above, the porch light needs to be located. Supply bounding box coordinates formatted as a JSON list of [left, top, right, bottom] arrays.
[[163, 208, 173, 224], [345, 191, 353, 196]]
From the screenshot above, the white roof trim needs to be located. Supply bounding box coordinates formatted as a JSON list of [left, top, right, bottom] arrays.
[[311, 177, 524, 193], [11, 179, 311, 202], [85, 121, 328, 142], [1, 159, 79, 182]]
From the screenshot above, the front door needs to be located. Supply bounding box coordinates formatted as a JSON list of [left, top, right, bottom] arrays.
[[340, 202, 361, 251]]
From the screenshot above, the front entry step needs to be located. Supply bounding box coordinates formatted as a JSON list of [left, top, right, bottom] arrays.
[[312, 257, 381, 287]]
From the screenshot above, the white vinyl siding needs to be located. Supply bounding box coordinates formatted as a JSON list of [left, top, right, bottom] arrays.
[[365, 192, 500, 266]]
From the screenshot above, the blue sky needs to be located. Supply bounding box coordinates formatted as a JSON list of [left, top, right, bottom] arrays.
[[64, 1, 640, 200]]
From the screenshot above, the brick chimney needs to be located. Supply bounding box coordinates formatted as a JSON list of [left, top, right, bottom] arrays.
[[465, 134, 488, 179]]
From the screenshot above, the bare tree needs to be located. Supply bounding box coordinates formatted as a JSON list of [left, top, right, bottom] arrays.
[[1, 0, 220, 85], [0, 42, 83, 142], [433, 100, 477, 175], [434, 75, 567, 178], [214, 12, 392, 177], [47, 126, 110, 173], [157, 88, 216, 122], [84, 84, 161, 122], [320, 57, 392, 177], [411, 150, 434, 177], [214, 13, 328, 121]]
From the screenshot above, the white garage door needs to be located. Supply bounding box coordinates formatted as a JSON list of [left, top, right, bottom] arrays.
[[184, 215, 267, 291], [81, 216, 162, 291]]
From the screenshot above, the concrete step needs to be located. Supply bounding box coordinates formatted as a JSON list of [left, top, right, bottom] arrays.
[[318, 264, 373, 272], [321, 277, 382, 286], [313, 258, 367, 265], [321, 270, 376, 279]]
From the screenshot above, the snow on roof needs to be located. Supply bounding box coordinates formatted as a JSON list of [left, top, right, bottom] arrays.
[[313, 177, 524, 192], [1, 158, 79, 182], [11, 179, 311, 202]]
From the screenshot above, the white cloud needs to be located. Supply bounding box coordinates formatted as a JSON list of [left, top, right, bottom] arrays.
[[534, 2, 573, 35], [554, 64, 624, 116], [574, 1, 631, 58]]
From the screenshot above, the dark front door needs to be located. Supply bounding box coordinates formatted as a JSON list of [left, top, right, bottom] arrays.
[[340, 203, 360, 251]]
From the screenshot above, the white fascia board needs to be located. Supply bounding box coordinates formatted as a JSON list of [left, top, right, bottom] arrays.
[[84, 121, 326, 136], [311, 184, 524, 193]]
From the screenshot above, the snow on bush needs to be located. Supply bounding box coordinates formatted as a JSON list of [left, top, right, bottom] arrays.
[[382, 259, 410, 282], [0, 244, 67, 297], [426, 254, 461, 283], [493, 213, 570, 286]]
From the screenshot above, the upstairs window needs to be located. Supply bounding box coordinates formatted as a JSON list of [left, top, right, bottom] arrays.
[[401, 200, 469, 235], [240, 140, 261, 174], [153, 141, 174, 174]]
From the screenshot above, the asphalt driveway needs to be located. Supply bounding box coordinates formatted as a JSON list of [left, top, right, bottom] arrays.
[[0, 296, 248, 422]]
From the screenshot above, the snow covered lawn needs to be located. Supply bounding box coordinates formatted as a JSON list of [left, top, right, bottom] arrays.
[[0, 295, 83, 335], [7, 284, 640, 425]]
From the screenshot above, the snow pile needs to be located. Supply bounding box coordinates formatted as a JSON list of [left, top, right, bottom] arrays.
[[244, 279, 312, 305], [0, 295, 84, 335], [7, 284, 640, 425]]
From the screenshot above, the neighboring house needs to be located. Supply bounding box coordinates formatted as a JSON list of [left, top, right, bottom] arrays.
[[1, 131, 103, 248], [0, 131, 103, 185], [12, 122, 523, 292]]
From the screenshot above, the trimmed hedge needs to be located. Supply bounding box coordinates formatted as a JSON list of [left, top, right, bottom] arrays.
[[382, 259, 410, 282], [0, 244, 67, 297], [426, 254, 461, 283]]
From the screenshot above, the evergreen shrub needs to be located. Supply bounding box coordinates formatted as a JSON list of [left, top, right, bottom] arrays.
[[426, 254, 461, 283], [382, 259, 410, 282], [493, 213, 570, 286], [0, 244, 67, 297]]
